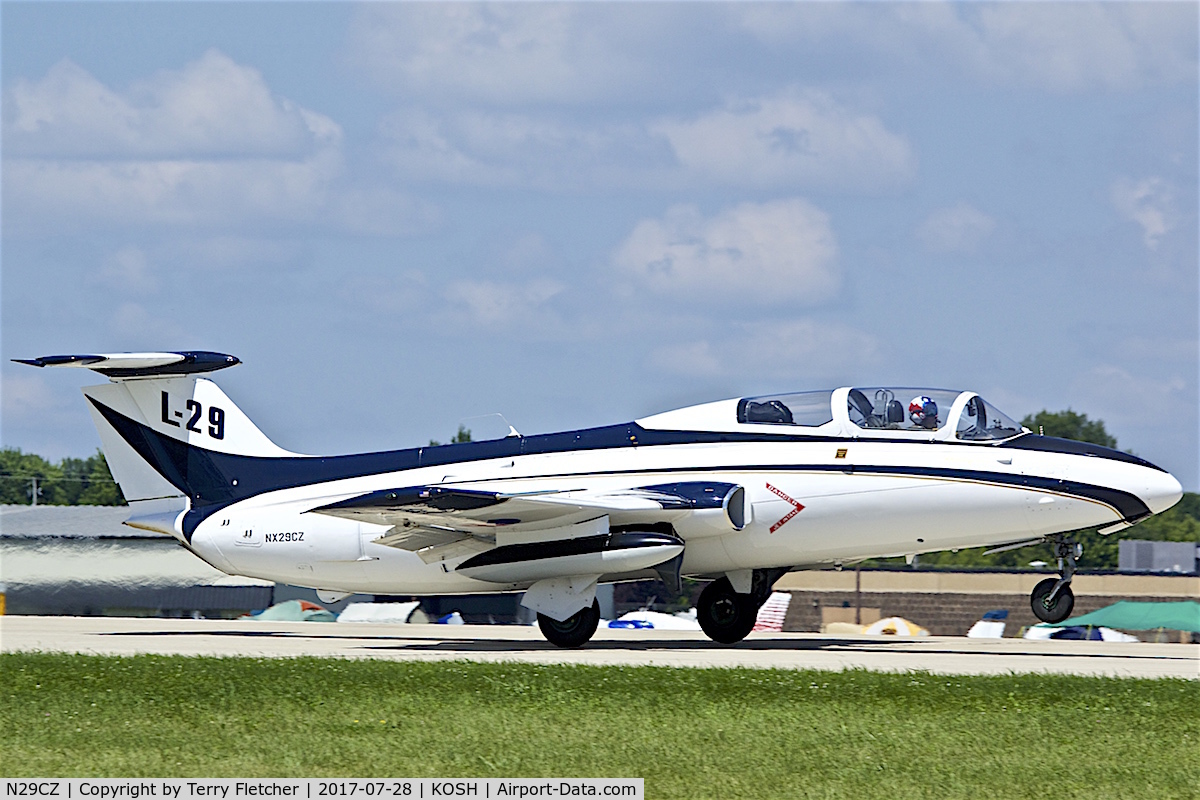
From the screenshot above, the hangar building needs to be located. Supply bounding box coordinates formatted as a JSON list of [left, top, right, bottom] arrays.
[[0, 504, 273, 617]]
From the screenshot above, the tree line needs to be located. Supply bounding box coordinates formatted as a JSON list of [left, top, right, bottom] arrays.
[[0, 448, 125, 505]]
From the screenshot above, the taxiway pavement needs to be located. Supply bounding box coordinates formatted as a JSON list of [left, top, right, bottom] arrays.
[[2, 616, 1197, 678]]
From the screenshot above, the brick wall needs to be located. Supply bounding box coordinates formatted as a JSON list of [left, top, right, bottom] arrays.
[[782, 590, 1189, 637]]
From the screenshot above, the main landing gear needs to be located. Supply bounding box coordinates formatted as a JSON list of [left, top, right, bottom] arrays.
[[536, 566, 787, 648], [697, 569, 787, 644], [1030, 535, 1081, 624], [537, 599, 601, 648]]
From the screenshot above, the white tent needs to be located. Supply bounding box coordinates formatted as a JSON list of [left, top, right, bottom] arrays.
[[336, 601, 426, 624]]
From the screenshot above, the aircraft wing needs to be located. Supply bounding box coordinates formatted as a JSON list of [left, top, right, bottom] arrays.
[[308, 481, 744, 558]]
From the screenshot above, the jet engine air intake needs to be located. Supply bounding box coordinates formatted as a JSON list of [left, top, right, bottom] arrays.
[[724, 485, 746, 530]]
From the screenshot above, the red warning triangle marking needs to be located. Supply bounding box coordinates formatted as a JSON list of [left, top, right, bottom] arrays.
[[765, 482, 805, 534]]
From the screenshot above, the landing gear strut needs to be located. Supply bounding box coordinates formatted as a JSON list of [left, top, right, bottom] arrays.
[[1030, 536, 1080, 624], [697, 568, 787, 644], [538, 599, 601, 648]]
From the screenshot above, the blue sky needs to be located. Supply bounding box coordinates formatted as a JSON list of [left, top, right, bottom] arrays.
[[3, 2, 1197, 490]]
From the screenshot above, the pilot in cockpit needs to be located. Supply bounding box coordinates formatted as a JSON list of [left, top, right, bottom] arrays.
[[908, 395, 939, 430]]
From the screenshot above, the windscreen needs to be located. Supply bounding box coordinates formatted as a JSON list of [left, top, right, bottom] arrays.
[[956, 396, 1025, 440]]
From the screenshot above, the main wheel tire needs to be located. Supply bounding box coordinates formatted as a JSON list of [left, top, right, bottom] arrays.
[[1030, 577, 1075, 623], [538, 599, 601, 648], [697, 577, 758, 644]]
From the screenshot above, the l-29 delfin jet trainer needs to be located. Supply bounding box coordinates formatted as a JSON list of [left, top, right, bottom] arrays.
[[18, 351, 1183, 646]]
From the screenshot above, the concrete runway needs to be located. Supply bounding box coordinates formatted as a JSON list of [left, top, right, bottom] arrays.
[[3, 616, 1197, 678]]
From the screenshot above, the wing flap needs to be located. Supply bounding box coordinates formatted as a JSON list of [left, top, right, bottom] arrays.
[[373, 526, 486, 551], [370, 528, 494, 565], [412, 537, 494, 565]]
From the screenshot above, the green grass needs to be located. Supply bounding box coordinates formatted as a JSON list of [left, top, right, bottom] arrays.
[[1, 654, 1197, 799]]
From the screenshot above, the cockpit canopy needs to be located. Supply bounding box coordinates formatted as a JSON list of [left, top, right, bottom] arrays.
[[846, 387, 961, 432], [736, 387, 1026, 441], [737, 391, 835, 427]]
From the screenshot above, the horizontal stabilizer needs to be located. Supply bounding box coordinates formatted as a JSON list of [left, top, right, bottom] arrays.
[[15, 351, 240, 379]]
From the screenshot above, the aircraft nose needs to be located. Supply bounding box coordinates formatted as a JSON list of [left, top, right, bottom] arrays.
[[1141, 468, 1183, 516]]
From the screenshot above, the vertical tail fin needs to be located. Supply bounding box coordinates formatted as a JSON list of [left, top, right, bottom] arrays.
[[84, 374, 299, 502], [16, 352, 299, 506]]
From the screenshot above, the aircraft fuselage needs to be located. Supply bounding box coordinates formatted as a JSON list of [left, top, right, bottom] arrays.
[[188, 433, 1179, 595]]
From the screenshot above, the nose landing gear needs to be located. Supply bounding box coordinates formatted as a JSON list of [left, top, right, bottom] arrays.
[[1030, 536, 1081, 624]]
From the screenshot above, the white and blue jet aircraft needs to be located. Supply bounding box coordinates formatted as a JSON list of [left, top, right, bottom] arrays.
[[18, 351, 1183, 646]]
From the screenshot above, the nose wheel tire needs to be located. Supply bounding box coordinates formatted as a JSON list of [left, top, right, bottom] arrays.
[[538, 599, 601, 648], [1030, 577, 1075, 623], [697, 577, 758, 644]]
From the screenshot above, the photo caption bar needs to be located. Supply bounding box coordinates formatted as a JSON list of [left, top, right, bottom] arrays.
[[1, 780, 643, 800]]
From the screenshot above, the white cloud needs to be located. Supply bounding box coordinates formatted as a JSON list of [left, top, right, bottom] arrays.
[[109, 301, 189, 344], [94, 245, 157, 293], [353, 4, 1196, 106], [653, 92, 915, 190], [738, 319, 882, 379], [169, 236, 302, 272], [916, 203, 996, 254], [499, 233, 556, 272], [1111, 177, 1175, 250], [1113, 335, 1200, 367], [325, 187, 442, 237], [380, 108, 494, 183], [962, 4, 1197, 93], [3, 52, 431, 236], [5, 152, 341, 232], [738, 3, 1197, 93], [379, 107, 665, 189], [6, 51, 339, 158], [648, 320, 880, 381], [347, 4, 640, 105], [614, 199, 839, 306], [341, 270, 432, 316], [443, 279, 564, 326], [380, 91, 911, 193]]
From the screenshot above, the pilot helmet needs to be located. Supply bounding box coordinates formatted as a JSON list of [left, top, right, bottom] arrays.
[[908, 395, 938, 428]]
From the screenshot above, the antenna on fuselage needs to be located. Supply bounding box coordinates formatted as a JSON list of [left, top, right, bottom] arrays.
[[459, 412, 522, 439]]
